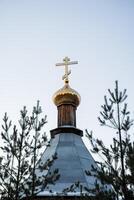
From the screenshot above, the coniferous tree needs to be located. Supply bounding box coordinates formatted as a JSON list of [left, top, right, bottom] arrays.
[[0, 101, 59, 200], [0, 107, 34, 200], [86, 81, 134, 200]]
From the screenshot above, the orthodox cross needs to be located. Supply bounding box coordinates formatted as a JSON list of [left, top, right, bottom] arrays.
[[55, 56, 78, 83]]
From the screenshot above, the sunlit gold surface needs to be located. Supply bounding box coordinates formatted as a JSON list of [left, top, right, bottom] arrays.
[[53, 83, 81, 107]]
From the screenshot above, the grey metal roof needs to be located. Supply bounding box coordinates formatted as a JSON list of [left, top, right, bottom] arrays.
[[35, 132, 109, 196]]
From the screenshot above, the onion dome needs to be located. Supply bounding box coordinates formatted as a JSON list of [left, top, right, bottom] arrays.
[[53, 83, 81, 107]]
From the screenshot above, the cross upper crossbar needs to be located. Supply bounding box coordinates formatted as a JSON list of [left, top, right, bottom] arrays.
[[55, 56, 78, 83]]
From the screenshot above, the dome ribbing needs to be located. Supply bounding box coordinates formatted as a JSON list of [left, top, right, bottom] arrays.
[[53, 83, 81, 107]]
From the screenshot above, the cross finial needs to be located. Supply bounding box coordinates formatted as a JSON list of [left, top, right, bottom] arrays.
[[55, 56, 78, 84]]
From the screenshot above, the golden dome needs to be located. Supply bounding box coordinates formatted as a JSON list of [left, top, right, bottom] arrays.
[[53, 83, 81, 107]]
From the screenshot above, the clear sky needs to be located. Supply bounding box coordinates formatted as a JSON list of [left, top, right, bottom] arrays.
[[0, 0, 134, 148]]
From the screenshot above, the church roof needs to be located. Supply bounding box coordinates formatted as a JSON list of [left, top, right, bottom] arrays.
[[35, 132, 107, 196]]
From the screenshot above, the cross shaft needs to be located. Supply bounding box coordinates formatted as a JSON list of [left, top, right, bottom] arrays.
[[56, 57, 78, 84]]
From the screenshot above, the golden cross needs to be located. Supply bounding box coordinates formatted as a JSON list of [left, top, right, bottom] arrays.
[[55, 57, 78, 84]]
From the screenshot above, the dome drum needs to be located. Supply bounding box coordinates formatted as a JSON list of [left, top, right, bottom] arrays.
[[58, 104, 76, 127]]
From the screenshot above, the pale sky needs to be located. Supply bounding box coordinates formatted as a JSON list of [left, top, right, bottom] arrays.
[[0, 0, 134, 149]]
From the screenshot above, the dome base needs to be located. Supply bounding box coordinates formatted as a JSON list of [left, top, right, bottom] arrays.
[[50, 127, 83, 138]]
